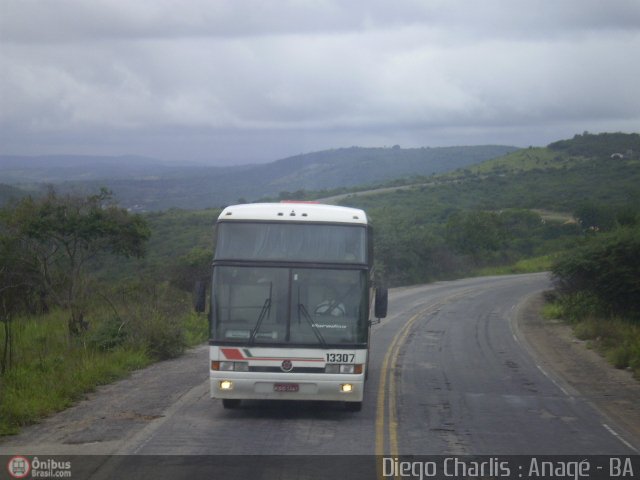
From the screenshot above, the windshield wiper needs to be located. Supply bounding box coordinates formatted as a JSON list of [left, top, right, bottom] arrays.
[[249, 283, 272, 345], [297, 302, 327, 348]]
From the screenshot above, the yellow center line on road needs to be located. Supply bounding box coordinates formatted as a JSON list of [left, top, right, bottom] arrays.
[[388, 313, 416, 455], [375, 289, 476, 467], [375, 308, 430, 456]]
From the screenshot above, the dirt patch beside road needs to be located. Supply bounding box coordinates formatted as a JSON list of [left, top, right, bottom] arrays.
[[516, 292, 640, 451], [0, 345, 209, 455]]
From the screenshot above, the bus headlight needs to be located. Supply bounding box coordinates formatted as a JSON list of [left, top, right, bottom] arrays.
[[340, 384, 354, 393], [219, 380, 233, 390]]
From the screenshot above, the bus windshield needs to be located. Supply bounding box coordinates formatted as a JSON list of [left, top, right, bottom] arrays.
[[215, 222, 367, 264], [212, 266, 368, 346]]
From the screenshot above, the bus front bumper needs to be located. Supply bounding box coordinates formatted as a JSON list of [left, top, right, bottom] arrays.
[[210, 372, 365, 403]]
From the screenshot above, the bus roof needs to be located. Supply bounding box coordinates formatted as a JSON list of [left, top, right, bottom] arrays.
[[218, 203, 368, 225]]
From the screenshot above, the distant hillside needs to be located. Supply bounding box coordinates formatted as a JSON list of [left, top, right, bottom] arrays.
[[97, 132, 640, 288], [548, 132, 640, 157], [0, 145, 517, 210], [0, 155, 192, 183], [331, 132, 640, 285], [24, 132, 636, 288], [340, 132, 640, 215], [261, 145, 516, 189], [458, 132, 640, 177]]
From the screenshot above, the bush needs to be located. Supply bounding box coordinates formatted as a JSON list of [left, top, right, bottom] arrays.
[[552, 225, 640, 320], [88, 316, 128, 352], [607, 346, 631, 370], [630, 346, 640, 374], [104, 280, 208, 360], [133, 310, 185, 360]]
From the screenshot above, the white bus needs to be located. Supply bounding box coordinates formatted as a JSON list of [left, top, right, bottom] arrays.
[[201, 202, 387, 411]]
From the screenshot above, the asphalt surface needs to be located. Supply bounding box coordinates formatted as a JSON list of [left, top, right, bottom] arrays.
[[390, 274, 636, 455], [2, 273, 638, 478]]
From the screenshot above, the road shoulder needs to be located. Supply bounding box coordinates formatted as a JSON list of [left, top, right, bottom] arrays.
[[515, 292, 640, 452], [0, 345, 209, 455]]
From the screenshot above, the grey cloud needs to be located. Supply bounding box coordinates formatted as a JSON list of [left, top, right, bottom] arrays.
[[3, 0, 639, 43], [1, 0, 639, 164]]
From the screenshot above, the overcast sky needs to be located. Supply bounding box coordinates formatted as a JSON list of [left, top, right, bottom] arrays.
[[1, 0, 639, 165]]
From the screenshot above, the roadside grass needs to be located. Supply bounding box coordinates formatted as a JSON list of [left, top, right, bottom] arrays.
[[182, 311, 210, 347], [542, 299, 640, 380], [0, 292, 209, 436], [0, 309, 152, 436], [475, 254, 554, 276]]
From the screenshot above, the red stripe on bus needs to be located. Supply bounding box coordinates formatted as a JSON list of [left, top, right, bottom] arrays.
[[220, 348, 245, 360]]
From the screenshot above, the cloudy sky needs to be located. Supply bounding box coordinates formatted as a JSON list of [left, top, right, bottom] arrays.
[[1, 0, 639, 165]]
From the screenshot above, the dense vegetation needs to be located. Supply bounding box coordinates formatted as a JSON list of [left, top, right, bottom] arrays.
[[548, 219, 640, 378], [553, 224, 640, 319], [338, 133, 640, 377], [335, 133, 640, 378], [1, 131, 638, 434], [0, 190, 209, 434], [330, 134, 639, 286], [548, 132, 640, 157]]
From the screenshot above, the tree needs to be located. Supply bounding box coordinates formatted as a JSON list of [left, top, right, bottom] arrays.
[[2, 188, 150, 335], [1, 240, 23, 373], [168, 247, 213, 292], [574, 203, 616, 232], [0, 222, 43, 373], [445, 211, 505, 262]]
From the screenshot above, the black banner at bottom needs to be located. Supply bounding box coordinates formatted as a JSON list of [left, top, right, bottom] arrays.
[[2, 455, 638, 480]]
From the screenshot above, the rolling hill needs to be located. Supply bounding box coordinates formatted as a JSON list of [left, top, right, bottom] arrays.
[[0, 145, 517, 210], [322, 132, 640, 208]]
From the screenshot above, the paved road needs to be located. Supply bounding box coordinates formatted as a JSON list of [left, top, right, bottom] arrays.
[[2, 273, 637, 478], [386, 274, 636, 455]]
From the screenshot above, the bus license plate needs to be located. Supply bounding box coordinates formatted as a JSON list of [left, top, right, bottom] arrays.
[[274, 383, 299, 392]]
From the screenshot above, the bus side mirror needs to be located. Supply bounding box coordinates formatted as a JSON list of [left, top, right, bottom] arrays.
[[374, 287, 388, 319], [194, 280, 207, 313]]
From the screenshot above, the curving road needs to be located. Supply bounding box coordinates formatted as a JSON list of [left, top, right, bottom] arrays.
[[114, 273, 635, 457], [2, 273, 638, 477], [378, 273, 637, 455]]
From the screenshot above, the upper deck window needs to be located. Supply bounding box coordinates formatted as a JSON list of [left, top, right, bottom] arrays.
[[215, 222, 367, 264]]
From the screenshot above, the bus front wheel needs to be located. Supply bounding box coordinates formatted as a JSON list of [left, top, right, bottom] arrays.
[[344, 401, 362, 412], [222, 399, 241, 409]]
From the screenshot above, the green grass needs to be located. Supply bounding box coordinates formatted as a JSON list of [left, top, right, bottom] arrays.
[[0, 310, 151, 435], [541, 301, 564, 320], [573, 318, 640, 376], [1, 347, 150, 433], [183, 311, 210, 347], [0, 310, 153, 435], [543, 299, 640, 379], [0, 299, 209, 436]]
